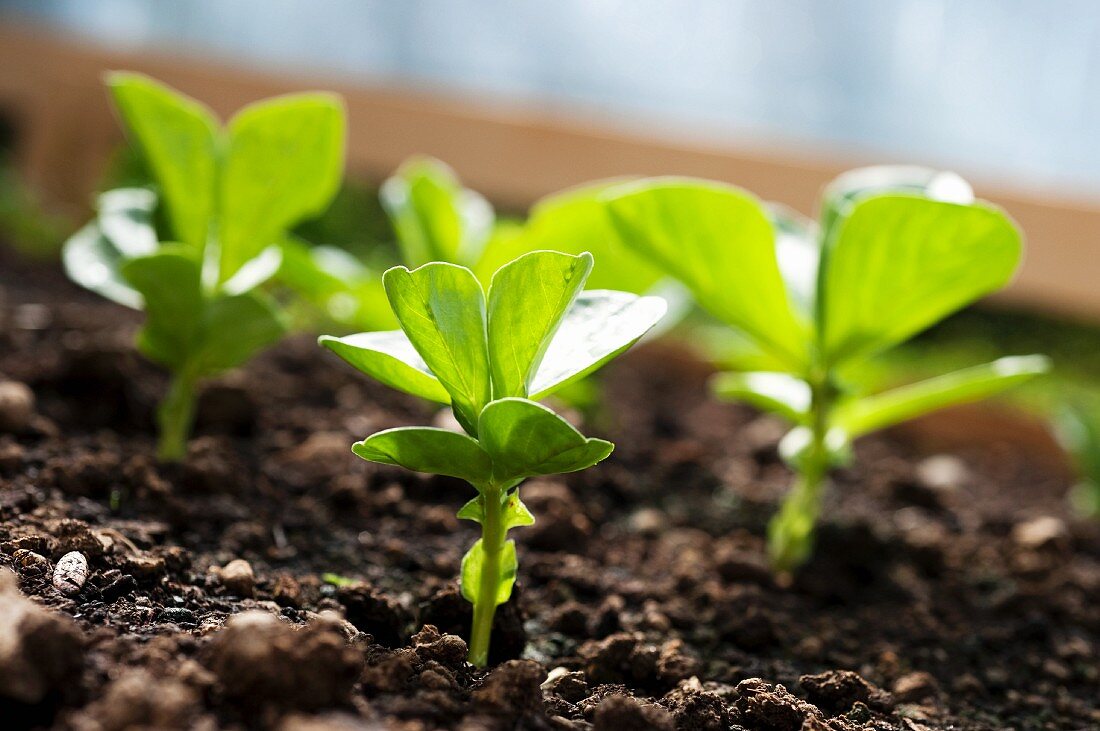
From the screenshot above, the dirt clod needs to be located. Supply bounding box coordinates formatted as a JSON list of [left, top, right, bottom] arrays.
[[799, 669, 894, 714], [593, 693, 675, 730], [202, 610, 363, 711], [471, 659, 546, 717], [0, 569, 84, 705]]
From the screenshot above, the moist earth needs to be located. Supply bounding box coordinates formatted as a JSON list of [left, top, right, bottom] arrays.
[[0, 250, 1097, 730]]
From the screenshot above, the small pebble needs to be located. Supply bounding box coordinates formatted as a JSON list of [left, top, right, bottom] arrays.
[[52, 551, 88, 596], [0, 381, 35, 433], [216, 559, 255, 598], [1012, 515, 1068, 550], [915, 454, 969, 493]]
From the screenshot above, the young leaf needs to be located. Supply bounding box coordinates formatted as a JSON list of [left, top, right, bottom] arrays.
[[63, 225, 142, 309], [460, 538, 518, 606], [832, 355, 1049, 439], [383, 263, 491, 434], [478, 398, 612, 482], [319, 331, 451, 404], [820, 195, 1022, 366], [820, 165, 973, 242], [97, 188, 159, 258], [604, 178, 809, 371], [191, 292, 287, 375], [353, 427, 491, 484], [528, 290, 667, 400], [520, 179, 664, 293], [455, 492, 536, 529], [487, 250, 593, 398], [380, 156, 493, 267], [119, 248, 203, 369], [768, 203, 819, 319], [220, 93, 345, 281], [107, 73, 219, 251], [711, 371, 812, 424]]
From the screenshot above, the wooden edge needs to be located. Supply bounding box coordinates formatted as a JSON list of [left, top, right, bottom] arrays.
[[1, 20, 1099, 320]]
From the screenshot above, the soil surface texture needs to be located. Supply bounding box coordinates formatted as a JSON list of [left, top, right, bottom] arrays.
[[0, 250, 1097, 730]]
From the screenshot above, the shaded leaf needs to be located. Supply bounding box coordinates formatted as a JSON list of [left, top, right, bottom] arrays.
[[353, 427, 491, 484], [478, 398, 612, 482], [119, 248, 203, 368], [460, 538, 517, 606], [192, 292, 287, 375]]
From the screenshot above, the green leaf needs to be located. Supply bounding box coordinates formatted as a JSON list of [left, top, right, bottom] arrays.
[[455, 492, 536, 530], [520, 179, 664, 293], [487, 250, 593, 398], [120, 248, 203, 368], [278, 239, 396, 330], [820, 165, 974, 242], [711, 371, 811, 424], [832, 355, 1049, 438], [380, 156, 493, 267], [383, 263, 491, 434], [62, 188, 159, 309], [220, 93, 345, 281], [502, 492, 536, 530], [460, 538, 517, 606], [319, 330, 451, 404], [528, 290, 666, 400], [107, 73, 219, 250], [820, 195, 1022, 366], [97, 188, 159, 258], [478, 398, 613, 482], [191, 292, 287, 375], [353, 426, 491, 484], [605, 178, 809, 371], [768, 203, 819, 318]]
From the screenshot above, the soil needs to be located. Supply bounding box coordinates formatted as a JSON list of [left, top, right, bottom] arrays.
[[0, 248, 1097, 730]]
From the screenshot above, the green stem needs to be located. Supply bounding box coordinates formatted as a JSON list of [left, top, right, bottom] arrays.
[[768, 378, 832, 573], [468, 484, 505, 667], [156, 372, 198, 462]]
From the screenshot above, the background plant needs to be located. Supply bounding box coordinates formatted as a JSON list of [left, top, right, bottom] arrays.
[[63, 73, 345, 460], [320, 250, 665, 665], [603, 166, 1049, 572]]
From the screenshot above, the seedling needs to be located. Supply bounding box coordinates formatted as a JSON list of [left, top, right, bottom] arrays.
[[603, 166, 1049, 572], [320, 250, 666, 665], [1053, 394, 1100, 519], [63, 73, 345, 460]]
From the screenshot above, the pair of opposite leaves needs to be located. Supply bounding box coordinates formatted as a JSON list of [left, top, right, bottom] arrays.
[[320, 249, 667, 487]]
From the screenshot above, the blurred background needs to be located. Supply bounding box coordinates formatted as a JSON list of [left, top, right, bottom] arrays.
[[1, 1, 1099, 507]]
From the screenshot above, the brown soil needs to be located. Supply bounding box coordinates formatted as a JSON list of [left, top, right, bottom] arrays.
[[0, 250, 1097, 730]]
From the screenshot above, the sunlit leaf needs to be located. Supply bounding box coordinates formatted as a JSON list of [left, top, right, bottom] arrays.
[[605, 178, 809, 371], [383, 263, 491, 434], [107, 73, 218, 251], [319, 330, 451, 404], [487, 250, 592, 397], [820, 195, 1022, 366], [460, 538, 517, 606], [711, 371, 812, 424], [832, 355, 1049, 438]]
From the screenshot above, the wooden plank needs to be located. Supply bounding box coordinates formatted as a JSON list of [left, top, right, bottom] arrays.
[[1, 21, 1098, 319]]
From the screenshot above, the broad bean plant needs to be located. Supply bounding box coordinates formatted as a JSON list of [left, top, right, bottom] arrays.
[[320, 250, 666, 665], [603, 166, 1049, 572]]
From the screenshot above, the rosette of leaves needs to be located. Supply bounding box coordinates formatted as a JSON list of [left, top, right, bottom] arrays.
[[63, 73, 345, 460], [320, 250, 666, 665], [603, 166, 1049, 573]]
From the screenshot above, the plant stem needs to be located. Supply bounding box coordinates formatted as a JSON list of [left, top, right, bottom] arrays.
[[768, 378, 832, 573], [156, 372, 198, 462], [468, 484, 504, 668]]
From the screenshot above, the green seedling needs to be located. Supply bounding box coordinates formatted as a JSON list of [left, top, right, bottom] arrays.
[[1053, 393, 1100, 519], [320, 250, 666, 665], [603, 166, 1049, 573], [63, 73, 345, 460]]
